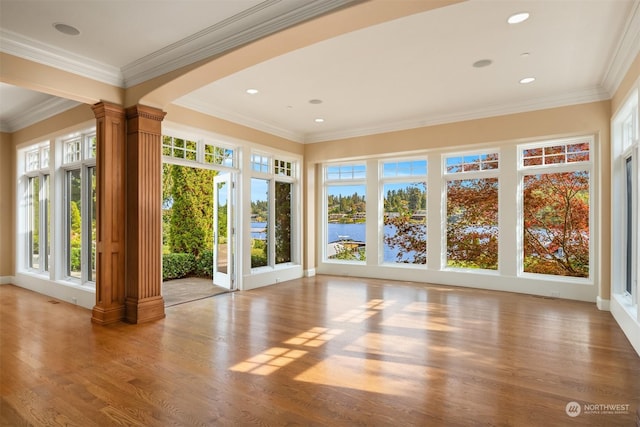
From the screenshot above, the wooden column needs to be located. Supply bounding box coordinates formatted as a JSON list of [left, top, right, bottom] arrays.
[[125, 105, 166, 323], [91, 102, 126, 325]]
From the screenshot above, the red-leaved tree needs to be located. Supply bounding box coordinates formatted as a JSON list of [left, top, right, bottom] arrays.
[[523, 171, 589, 277]]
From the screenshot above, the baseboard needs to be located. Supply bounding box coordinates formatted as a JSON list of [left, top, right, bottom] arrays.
[[0, 276, 15, 285], [596, 296, 610, 311], [304, 268, 316, 277]]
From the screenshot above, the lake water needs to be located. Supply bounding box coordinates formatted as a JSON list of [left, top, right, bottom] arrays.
[[251, 222, 423, 263]]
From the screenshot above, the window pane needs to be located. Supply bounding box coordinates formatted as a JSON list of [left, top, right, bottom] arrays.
[[41, 148, 49, 169], [383, 160, 427, 177], [43, 175, 51, 272], [204, 144, 234, 167], [28, 176, 40, 269], [65, 138, 82, 163], [625, 156, 633, 294], [251, 154, 270, 173], [447, 178, 498, 270], [383, 182, 426, 264], [523, 171, 589, 277], [251, 178, 269, 268], [67, 169, 82, 278], [26, 150, 39, 171], [274, 159, 292, 177], [88, 167, 97, 282], [275, 182, 292, 264], [326, 164, 366, 180], [446, 152, 499, 174], [88, 135, 97, 158], [327, 185, 366, 262], [522, 141, 590, 167]]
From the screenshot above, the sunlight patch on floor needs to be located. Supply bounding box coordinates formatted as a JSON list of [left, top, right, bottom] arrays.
[[380, 301, 460, 331], [343, 332, 428, 361], [230, 327, 344, 375], [293, 355, 431, 397], [284, 327, 344, 347], [332, 299, 396, 323], [230, 347, 308, 376]]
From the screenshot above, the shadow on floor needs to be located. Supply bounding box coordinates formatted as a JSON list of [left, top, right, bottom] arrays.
[[162, 277, 230, 307]]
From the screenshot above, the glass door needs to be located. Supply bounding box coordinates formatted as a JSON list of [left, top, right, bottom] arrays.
[[214, 172, 233, 289]]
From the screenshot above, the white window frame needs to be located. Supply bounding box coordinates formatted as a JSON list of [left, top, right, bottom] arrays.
[[23, 144, 51, 275], [612, 88, 639, 307], [443, 149, 500, 272], [379, 158, 428, 266], [249, 151, 299, 270], [518, 136, 594, 283], [322, 162, 368, 264], [60, 132, 97, 286]]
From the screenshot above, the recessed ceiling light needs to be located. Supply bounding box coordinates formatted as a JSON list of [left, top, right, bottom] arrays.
[[507, 12, 530, 24], [472, 59, 493, 68], [519, 77, 536, 84], [314, 118, 325, 123], [520, 52, 530, 58], [309, 99, 323, 104], [246, 88, 259, 95], [53, 23, 80, 36]]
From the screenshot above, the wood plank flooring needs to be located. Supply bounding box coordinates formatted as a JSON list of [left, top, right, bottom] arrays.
[[1, 276, 639, 426]]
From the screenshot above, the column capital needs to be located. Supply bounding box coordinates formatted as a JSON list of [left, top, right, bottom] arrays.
[[92, 101, 125, 119], [125, 104, 166, 120]]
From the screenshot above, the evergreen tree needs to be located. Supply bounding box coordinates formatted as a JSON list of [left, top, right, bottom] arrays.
[[166, 164, 215, 258]]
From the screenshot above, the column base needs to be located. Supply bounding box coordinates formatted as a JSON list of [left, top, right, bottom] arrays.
[[91, 305, 126, 325], [125, 296, 166, 324]]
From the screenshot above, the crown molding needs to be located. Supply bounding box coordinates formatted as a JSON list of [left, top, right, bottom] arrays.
[[0, 29, 124, 87], [121, 0, 359, 87], [601, 0, 640, 95], [304, 85, 611, 143], [177, 85, 610, 145], [0, 96, 80, 132], [0, 1, 357, 89]]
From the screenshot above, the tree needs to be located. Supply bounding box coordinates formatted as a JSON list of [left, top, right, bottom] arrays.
[[384, 213, 426, 264], [166, 164, 215, 258], [446, 178, 499, 269], [523, 171, 589, 277], [275, 182, 292, 264], [383, 183, 427, 264]]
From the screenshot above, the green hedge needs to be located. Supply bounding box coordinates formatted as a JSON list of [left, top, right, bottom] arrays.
[[162, 253, 196, 280], [194, 249, 214, 277]]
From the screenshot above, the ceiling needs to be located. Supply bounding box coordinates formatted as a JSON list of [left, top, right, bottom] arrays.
[[1, 0, 639, 142]]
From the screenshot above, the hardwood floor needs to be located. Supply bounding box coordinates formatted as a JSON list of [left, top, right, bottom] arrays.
[[1, 276, 639, 426]]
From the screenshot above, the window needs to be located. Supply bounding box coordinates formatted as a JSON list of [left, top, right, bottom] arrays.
[[24, 146, 50, 273], [325, 164, 367, 262], [204, 143, 234, 167], [66, 169, 82, 278], [381, 160, 427, 264], [250, 153, 298, 269], [445, 152, 499, 270], [251, 178, 269, 268], [520, 139, 591, 278], [274, 159, 292, 176], [625, 156, 634, 295], [28, 175, 40, 269], [162, 136, 197, 161], [275, 181, 292, 264], [62, 133, 97, 284], [163, 135, 237, 168], [251, 154, 270, 173], [613, 89, 639, 302]]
